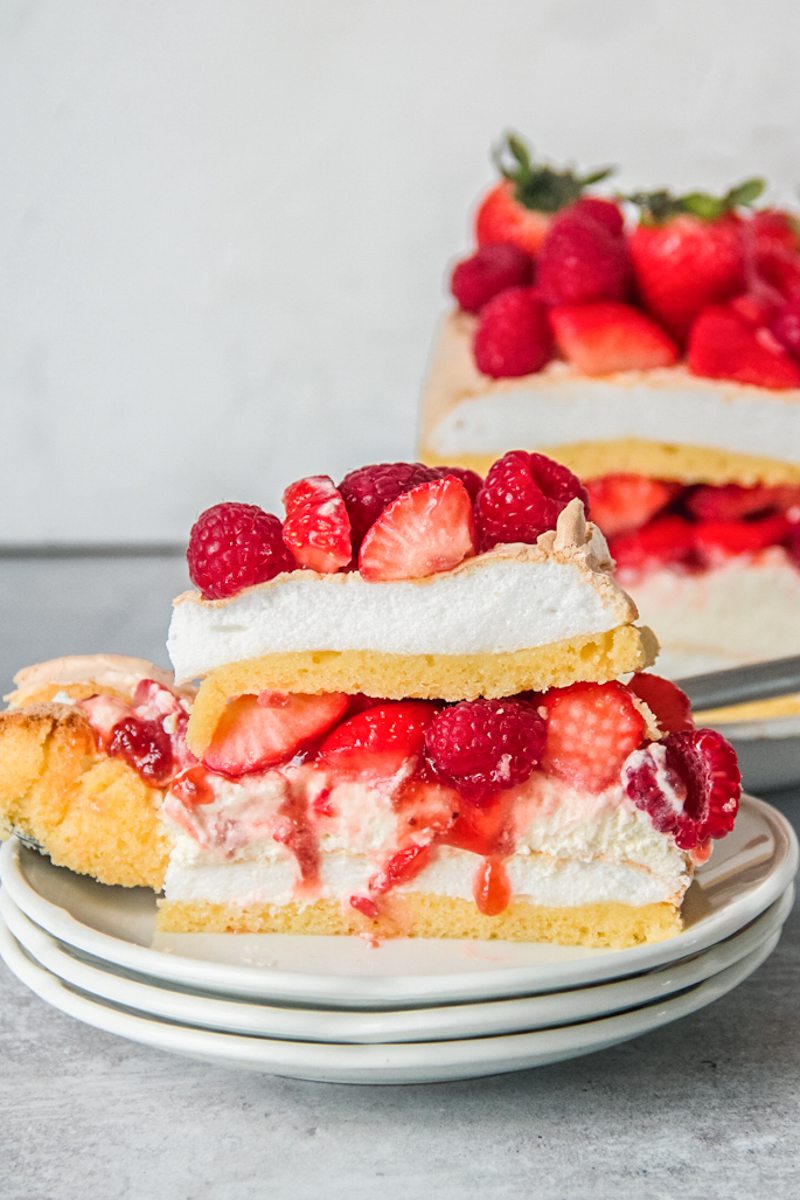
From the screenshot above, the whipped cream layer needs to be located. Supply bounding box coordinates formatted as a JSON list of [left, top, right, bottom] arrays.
[[626, 549, 800, 677], [168, 502, 634, 682], [422, 313, 800, 466], [162, 765, 690, 909]]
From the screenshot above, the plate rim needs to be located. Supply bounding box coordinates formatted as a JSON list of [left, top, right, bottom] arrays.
[[1, 793, 796, 1008], [0, 915, 780, 1083], [2, 884, 792, 1043]]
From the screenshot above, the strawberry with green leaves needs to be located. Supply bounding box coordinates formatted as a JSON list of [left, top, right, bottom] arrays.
[[475, 133, 614, 256], [628, 178, 764, 341]]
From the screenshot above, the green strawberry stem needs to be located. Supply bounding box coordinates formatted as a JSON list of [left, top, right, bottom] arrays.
[[625, 178, 765, 224], [494, 131, 615, 214]]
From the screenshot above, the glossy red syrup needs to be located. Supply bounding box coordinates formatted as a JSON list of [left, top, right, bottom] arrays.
[[473, 857, 512, 916], [172, 764, 215, 807], [273, 788, 320, 889], [106, 716, 174, 785]]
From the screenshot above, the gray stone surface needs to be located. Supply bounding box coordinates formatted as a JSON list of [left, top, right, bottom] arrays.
[[0, 556, 798, 1200]]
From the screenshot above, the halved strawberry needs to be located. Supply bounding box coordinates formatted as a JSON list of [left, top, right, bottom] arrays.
[[693, 514, 790, 563], [608, 515, 695, 576], [585, 475, 679, 537], [282, 475, 352, 573], [204, 691, 349, 777], [750, 209, 800, 256], [685, 483, 800, 521], [688, 305, 800, 389], [540, 680, 646, 792], [317, 701, 439, 778], [627, 674, 694, 734], [358, 477, 476, 581], [550, 302, 679, 375]]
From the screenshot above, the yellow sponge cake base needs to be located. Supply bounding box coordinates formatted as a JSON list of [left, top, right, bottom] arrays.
[[186, 624, 658, 754], [157, 894, 682, 948], [420, 439, 800, 488], [0, 704, 168, 890]]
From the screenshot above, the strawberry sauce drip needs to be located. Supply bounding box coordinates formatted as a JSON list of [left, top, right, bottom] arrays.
[[172, 765, 215, 807], [273, 787, 320, 889], [474, 857, 512, 917]]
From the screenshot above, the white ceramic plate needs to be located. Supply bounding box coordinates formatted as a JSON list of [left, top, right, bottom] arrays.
[[2, 795, 795, 1009], [2, 885, 792, 1044], [0, 916, 780, 1084]]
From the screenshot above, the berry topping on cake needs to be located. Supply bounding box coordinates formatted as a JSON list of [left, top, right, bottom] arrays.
[[431, 464, 484, 500], [585, 475, 679, 537], [282, 475, 352, 573], [609, 515, 695, 576], [338, 462, 440, 551], [358, 476, 476, 581], [751, 208, 800, 255], [768, 298, 800, 360], [541, 681, 646, 792], [203, 691, 349, 777], [688, 304, 800, 389], [318, 701, 438, 778], [628, 179, 763, 340], [473, 287, 553, 378], [474, 450, 588, 550], [450, 243, 533, 313], [622, 728, 741, 849], [627, 674, 694, 735], [537, 205, 630, 307], [693, 513, 790, 563], [475, 133, 614, 255], [550, 302, 679, 374], [685, 482, 800, 522], [187, 502, 295, 600], [424, 698, 546, 802]]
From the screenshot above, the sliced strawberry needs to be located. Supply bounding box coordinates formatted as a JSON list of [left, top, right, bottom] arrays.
[[609, 515, 695, 576], [693, 514, 790, 563], [282, 475, 352, 573], [358, 476, 476, 581], [540, 681, 646, 792], [688, 305, 800, 389], [317, 701, 439, 778], [686, 482, 800, 521], [585, 474, 679, 537], [369, 842, 434, 896], [627, 674, 694, 734], [550, 302, 678, 375], [443, 791, 514, 857], [204, 691, 349, 777]]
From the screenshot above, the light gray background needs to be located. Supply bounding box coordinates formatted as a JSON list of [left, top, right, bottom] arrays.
[[3, 0, 800, 543]]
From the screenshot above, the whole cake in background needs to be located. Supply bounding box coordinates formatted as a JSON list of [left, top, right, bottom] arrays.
[[0, 452, 742, 948], [419, 134, 800, 682]]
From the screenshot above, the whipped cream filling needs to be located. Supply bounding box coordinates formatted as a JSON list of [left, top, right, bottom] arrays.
[[423, 314, 800, 464], [168, 504, 634, 682], [161, 765, 690, 910], [624, 548, 800, 676]]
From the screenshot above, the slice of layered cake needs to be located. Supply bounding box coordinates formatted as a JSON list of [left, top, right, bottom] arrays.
[[156, 452, 740, 946], [418, 134, 800, 675]]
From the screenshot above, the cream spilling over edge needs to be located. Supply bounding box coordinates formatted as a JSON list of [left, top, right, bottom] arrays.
[[422, 313, 800, 463], [168, 502, 636, 682]]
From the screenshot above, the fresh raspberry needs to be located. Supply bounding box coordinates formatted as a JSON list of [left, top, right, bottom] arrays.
[[609, 515, 695, 577], [474, 450, 588, 550], [585, 475, 679, 537], [769, 299, 800, 361], [473, 287, 553, 379], [627, 674, 694, 734], [537, 205, 630, 307], [622, 729, 741, 849], [450, 243, 533, 313], [338, 463, 440, 551], [282, 475, 352, 573], [424, 698, 546, 803], [187, 502, 295, 600], [107, 716, 174, 785], [571, 197, 625, 236], [750, 209, 800, 256], [540, 681, 646, 792], [430, 465, 484, 501]]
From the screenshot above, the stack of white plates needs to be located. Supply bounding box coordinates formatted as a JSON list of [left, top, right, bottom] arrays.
[[0, 794, 796, 1085]]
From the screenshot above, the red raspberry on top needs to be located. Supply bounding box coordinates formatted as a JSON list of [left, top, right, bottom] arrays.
[[474, 450, 588, 550], [187, 502, 295, 600], [537, 203, 630, 307], [450, 243, 533, 314], [622, 728, 741, 849], [282, 475, 352, 574], [338, 462, 440, 551], [473, 287, 553, 379], [425, 698, 546, 803], [431, 465, 484, 501], [627, 674, 694, 735], [540, 681, 646, 792]]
